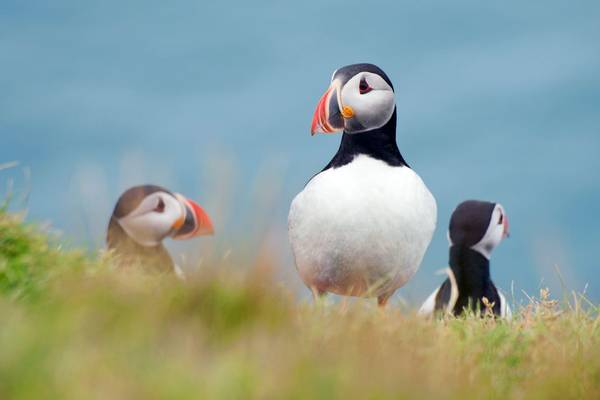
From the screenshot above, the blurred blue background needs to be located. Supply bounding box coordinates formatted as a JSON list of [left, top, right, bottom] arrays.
[[2, 1, 599, 303]]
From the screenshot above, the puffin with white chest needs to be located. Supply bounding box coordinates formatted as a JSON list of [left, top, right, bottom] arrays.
[[288, 63, 437, 306], [107, 185, 214, 275], [419, 200, 511, 318]]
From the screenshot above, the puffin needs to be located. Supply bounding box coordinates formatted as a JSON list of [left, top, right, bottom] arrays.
[[288, 63, 437, 306], [418, 200, 511, 318], [107, 184, 214, 275]]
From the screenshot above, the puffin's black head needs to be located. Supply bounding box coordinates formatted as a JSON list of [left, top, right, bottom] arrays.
[[449, 200, 510, 259], [110, 184, 214, 247], [311, 63, 396, 135]]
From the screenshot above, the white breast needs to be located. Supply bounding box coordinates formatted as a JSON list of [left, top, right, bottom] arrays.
[[288, 155, 437, 298]]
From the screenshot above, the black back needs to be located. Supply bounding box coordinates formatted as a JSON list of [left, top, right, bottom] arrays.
[[434, 247, 501, 316]]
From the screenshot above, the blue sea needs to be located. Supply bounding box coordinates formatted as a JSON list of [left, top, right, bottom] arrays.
[[2, 1, 599, 302]]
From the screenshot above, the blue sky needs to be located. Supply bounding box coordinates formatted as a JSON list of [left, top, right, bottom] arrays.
[[2, 1, 599, 303]]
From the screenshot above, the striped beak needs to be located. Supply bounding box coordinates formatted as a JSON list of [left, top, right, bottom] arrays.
[[310, 81, 345, 135], [171, 194, 214, 239]]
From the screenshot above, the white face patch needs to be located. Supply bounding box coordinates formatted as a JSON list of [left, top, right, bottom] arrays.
[[118, 192, 184, 247], [340, 72, 395, 133], [470, 204, 507, 259]]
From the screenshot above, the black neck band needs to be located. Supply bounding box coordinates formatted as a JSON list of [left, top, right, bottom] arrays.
[[323, 109, 409, 170]]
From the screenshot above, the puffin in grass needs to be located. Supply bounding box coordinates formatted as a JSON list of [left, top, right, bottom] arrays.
[[107, 185, 213, 277], [288, 63, 437, 306], [419, 200, 511, 318]]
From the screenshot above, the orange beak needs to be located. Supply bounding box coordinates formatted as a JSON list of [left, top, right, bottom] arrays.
[[310, 82, 344, 135], [172, 194, 214, 239]]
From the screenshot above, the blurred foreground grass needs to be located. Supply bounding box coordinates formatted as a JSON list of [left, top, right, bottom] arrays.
[[1, 210, 599, 399]]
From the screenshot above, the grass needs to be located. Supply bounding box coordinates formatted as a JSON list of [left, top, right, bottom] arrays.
[[0, 210, 599, 399]]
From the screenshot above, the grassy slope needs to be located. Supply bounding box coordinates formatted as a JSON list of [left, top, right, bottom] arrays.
[[0, 210, 599, 399]]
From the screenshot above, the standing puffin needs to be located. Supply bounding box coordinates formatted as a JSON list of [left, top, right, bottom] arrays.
[[107, 185, 214, 275], [288, 63, 437, 306], [419, 200, 511, 318]]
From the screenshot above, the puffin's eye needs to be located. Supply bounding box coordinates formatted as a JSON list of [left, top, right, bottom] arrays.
[[154, 198, 165, 213], [498, 214, 503, 225], [359, 77, 372, 95]]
